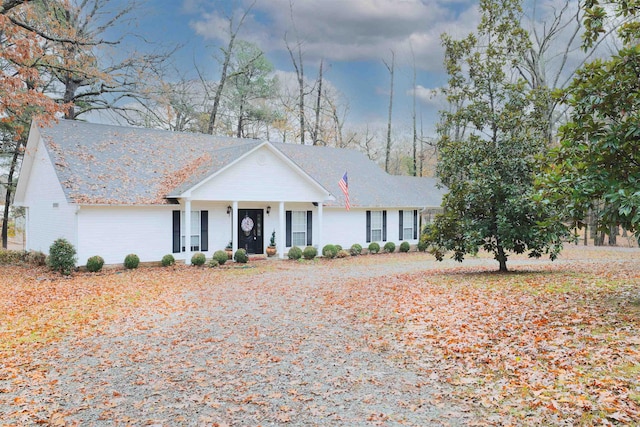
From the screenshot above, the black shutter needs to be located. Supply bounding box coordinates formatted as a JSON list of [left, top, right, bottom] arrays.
[[382, 210, 387, 242], [366, 211, 371, 243], [399, 210, 404, 240], [306, 211, 313, 246], [201, 210, 208, 251], [172, 210, 181, 253], [413, 210, 418, 240], [286, 211, 292, 247]]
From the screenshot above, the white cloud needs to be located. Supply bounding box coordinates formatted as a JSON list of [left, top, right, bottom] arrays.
[[188, 0, 481, 71]]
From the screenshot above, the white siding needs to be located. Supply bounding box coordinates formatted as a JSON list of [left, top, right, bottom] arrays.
[[190, 146, 327, 202], [22, 138, 77, 254], [323, 208, 420, 250], [77, 206, 174, 265]]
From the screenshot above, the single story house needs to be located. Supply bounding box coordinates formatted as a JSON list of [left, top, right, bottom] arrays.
[[14, 120, 446, 265]]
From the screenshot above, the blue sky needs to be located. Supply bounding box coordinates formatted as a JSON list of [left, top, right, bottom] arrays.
[[108, 0, 587, 137]]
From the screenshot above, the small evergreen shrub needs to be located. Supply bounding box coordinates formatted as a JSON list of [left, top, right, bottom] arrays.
[[288, 246, 302, 260], [191, 252, 206, 266], [213, 250, 228, 265], [368, 242, 380, 254], [349, 243, 363, 256], [335, 244, 343, 251], [383, 242, 396, 253], [234, 248, 248, 263], [0, 249, 26, 265], [207, 258, 219, 268], [399, 241, 411, 253], [161, 254, 175, 267], [124, 253, 140, 269], [322, 244, 338, 259], [336, 249, 350, 258], [417, 238, 429, 252], [303, 246, 317, 260], [26, 250, 46, 266], [48, 238, 77, 275], [86, 255, 104, 272]]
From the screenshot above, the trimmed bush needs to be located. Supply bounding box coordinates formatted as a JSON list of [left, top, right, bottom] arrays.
[[161, 254, 175, 267], [0, 249, 26, 265], [124, 253, 140, 269], [213, 250, 228, 265], [191, 252, 206, 266], [336, 249, 350, 258], [26, 250, 46, 266], [86, 255, 104, 272], [48, 238, 77, 275], [335, 244, 343, 252], [417, 238, 429, 252], [383, 242, 396, 253], [303, 246, 317, 260], [288, 246, 302, 260], [207, 258, 219, 268], [368, 242, 380, 254], [349, 243, 363, 256], [322, 244, 338, 259], [234, 248, 248, 263], [399, 241, 411, 253]]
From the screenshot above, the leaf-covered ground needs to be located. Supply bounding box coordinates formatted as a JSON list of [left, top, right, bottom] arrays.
[[1, 246, 639, 426]]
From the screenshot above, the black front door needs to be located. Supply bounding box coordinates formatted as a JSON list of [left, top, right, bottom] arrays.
[[238, 209, 263, 254]]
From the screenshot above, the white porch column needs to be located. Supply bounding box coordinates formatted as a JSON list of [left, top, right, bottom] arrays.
[[184, 198, 191, 265], [278, 201, 285, 259], [232, 201, 238, 254], [317, 202, 323, 251]]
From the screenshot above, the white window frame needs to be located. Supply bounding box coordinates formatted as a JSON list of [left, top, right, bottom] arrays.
[[371, 211, 383, 242], [181, 210, 201, 252], [403, 210, 414, 240], [291, 211, 307, 247]]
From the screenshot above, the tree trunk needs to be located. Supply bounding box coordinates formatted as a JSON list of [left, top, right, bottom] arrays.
[[496, 245, 508, 272], [2, 145, 20, 249], [312, 59, 323, 145], [608, 225, 617, 245], [384, 51, 395, 173]]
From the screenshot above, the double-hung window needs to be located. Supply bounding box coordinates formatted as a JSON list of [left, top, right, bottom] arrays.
[[286, 210, 313, 247], [366, 210, 387, 243], [172, 210, 208, 253], [400, 210, 418, 240]]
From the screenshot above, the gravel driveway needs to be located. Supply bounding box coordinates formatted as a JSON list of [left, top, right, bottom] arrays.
[[5, 248, 625, 426]]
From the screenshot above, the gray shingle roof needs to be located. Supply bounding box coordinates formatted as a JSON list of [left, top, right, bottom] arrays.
[[38, 120, 444, 208]]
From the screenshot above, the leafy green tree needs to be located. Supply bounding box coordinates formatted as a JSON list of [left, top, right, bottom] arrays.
[[226, 40, 278, 138], [542, 2, 639, 238], [426, 0, 570, 272]]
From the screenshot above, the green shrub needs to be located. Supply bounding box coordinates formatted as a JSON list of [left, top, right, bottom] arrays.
[[335, 244, 343, 252], [124, 253, 140, 269], [207, 258, 219, 268], [26, 250, 46, 266], [288, 246, 302, 260], [48, 238, 77, 275], [213, 250, 228, 265], [417, 238, 429, 252], [336, 249, 350, 258], [161, 254, 175, 267], [349, 243, 363, 256], [0, 249, 26, 265], [322, 244, 338, 259], [86, 255, 104, 272], [234, 248, 248, 263], [303, 246, 317, 260], [191, 252, 206, 266], [368, 242, 380, 254], [399, 241, 411, 253], [383, 242, 396, 253]]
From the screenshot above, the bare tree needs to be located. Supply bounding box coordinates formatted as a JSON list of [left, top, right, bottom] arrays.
[[206, 0, 255, 134], [383, 50, 395, 173], [311, 59, 323, 145]]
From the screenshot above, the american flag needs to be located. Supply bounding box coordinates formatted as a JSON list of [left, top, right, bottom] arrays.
[[338, 171, 350, 211]]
